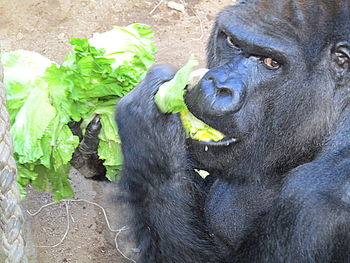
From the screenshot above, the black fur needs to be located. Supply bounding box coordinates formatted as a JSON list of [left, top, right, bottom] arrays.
[[116, 1, 350, 262]]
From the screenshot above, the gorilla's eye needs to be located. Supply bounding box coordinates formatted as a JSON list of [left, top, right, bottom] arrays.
[[226, 35, 241, 50], [262, 57, 281, 70], [335, 51, 349, 66]]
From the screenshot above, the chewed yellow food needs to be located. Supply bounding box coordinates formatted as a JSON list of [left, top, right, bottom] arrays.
[[180, 109, 225, 142]]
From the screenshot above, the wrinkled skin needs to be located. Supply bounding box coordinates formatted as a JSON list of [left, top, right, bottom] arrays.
[[116, 0, 350, 262], [70, 116, 106, 179]]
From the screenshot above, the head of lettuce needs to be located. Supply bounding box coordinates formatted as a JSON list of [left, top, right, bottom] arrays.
[[2, 23, 156, 201]]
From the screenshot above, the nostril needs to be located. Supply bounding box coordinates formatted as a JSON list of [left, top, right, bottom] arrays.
[[216, 86, 233, 97], [205, 75, 233, 97]]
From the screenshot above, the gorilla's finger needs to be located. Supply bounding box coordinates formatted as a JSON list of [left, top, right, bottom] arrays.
[[147, 64, 177, 82], [117, 64, 178, 124], [140, 64, 177, 94]]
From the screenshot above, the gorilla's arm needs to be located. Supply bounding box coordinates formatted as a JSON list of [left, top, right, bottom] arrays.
[[234, 153, 350, 263], [116, 65, 216, 263]]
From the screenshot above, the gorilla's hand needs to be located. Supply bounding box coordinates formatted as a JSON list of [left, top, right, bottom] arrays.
[[116, 64, 188, 177], [117, 65, 215, 263]]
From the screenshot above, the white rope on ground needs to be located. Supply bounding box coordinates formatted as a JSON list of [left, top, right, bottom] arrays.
[[30, 201, 71, 248], [115, 226, 136, 263], [27, 198, 136, 263]]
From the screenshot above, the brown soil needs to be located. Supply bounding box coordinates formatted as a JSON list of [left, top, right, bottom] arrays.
[[1, 0, 234, 262]]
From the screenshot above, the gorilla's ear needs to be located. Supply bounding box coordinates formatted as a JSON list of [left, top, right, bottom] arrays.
[[332, 41, 350, 80]]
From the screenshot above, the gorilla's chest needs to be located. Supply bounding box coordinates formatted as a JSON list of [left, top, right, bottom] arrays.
[[205, 180, 276, 250]]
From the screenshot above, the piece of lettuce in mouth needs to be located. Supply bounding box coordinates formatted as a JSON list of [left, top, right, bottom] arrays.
[[180, 109, 226, 142], [154, 56, 225, 142]]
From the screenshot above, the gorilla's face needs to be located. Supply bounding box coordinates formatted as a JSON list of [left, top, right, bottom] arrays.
[[185, 3, 341, 181]]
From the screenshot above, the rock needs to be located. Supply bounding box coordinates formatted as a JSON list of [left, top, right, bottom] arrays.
[[167, 1, 185, 13]]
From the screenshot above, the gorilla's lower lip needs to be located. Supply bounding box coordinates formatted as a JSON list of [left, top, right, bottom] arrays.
[[197, 137, 238, 147]]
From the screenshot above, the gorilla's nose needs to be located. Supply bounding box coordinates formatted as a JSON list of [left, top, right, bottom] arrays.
[[203, 72, 246, 115], [207, 75, 233, 97]]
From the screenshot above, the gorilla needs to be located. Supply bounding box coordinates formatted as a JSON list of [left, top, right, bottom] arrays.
[[116, 0, 350, 262]]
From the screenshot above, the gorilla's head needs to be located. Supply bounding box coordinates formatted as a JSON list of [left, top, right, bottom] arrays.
[[185, 0, 350, 183]]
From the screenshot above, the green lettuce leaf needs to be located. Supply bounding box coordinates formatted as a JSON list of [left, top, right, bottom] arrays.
[[2, 50, 54, 123], [155, 55, 198, 113], [10, 79, 56, 163], [89, 23, 155, 70]]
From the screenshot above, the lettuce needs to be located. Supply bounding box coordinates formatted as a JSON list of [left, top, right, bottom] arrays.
[[2, 23, 156, 200], [155, 55, 198, 113], [154, 56, 226, 142], [2, 50, 53, 123], [180, 109, 226, 142]]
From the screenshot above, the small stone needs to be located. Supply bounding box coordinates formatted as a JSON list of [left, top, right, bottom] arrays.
[[16, 33, 24, 40], [58, 33, 66, 40], [167, 1, 185, 13]]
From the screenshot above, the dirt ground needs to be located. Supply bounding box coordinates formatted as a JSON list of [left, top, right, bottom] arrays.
[[0, 0, 234, 262]]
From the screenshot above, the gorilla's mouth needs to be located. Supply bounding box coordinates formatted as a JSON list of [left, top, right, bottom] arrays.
[[185, 70, 239, 147], [184, 94, 238, 147], [181, 105, 238, 147], [196, 136, 238, 147]]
